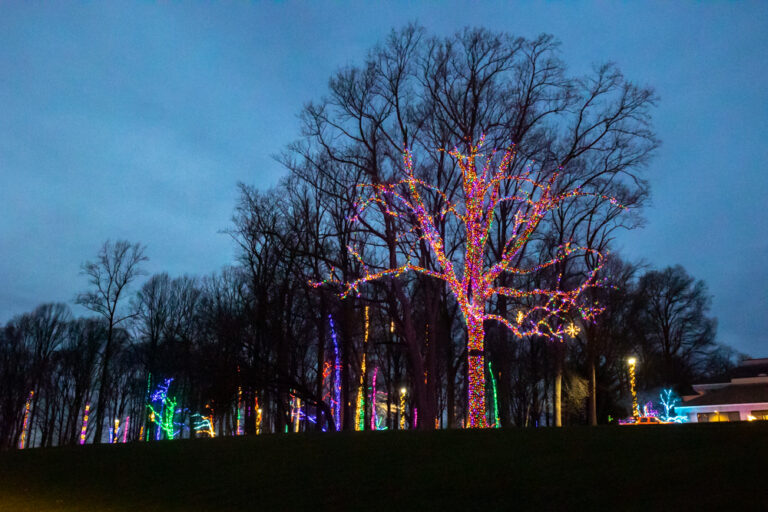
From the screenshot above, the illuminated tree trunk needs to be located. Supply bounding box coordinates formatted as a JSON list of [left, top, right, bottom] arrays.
[[467, 313, 486, 428]]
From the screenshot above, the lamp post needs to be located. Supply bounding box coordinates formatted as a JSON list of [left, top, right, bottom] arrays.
[[628, 357, 639, 419]]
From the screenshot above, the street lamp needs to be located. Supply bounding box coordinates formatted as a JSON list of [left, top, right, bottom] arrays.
[[627, 357, 639, 419]]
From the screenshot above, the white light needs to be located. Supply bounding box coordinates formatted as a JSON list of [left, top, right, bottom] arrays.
[[627, 357, 637, 365]]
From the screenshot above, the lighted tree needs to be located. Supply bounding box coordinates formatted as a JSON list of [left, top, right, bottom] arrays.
[[146, 378, 181, 440], [314, 137, 618, 427]]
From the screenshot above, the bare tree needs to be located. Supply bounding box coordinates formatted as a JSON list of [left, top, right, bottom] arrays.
[[632, 265, 717, 387], [76, 240, 147, 443]]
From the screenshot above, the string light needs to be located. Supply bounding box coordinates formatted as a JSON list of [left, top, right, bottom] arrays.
[[355, 306, 369, 431], [370, 367, 378, 431], [311, 137, 618, 428], [659, 389, 688, 423], [565, 322, 580, 338], [254, 397, 261, 435], [329, 315, 342, 431], [193, 412, 215, 438], [147, 378, 181, 440], [628, 358, 639, 419], [489, 361, 501, 428], [112, 418, 120, 444], [18, 390, 33, 449], [79, 403, 90, 445], [144, 373, 152, 442], [236, 385, 243, 436], [292, 395, 302, 433], [399, 388, 407, 430]]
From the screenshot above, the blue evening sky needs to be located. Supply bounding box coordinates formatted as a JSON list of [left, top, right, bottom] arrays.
[[1, 2, 766, 356]]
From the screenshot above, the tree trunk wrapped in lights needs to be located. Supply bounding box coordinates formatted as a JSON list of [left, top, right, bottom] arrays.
[[313, 137, 619, 428]]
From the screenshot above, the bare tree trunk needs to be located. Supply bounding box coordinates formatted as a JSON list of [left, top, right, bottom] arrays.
[[554, 344, 563, 427], [589, 354, 597, 426]]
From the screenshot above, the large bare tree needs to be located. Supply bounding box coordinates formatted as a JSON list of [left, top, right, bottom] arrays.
[[284, 25, 657, 427], [76, 240, 147, 443]]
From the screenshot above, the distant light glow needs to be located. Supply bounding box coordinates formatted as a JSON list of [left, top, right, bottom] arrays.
[[19, 390, 34, 449], [79, 403, 90, 445]]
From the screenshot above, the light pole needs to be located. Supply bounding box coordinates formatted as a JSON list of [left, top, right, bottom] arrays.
[[628, 357, 639, 419]]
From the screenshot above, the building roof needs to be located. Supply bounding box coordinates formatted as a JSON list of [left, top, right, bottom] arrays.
[[679, 383, 768, 408], [692, 358, 768, 386], [731, 358, 768, 379]]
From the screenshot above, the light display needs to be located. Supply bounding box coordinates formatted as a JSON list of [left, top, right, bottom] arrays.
[[370, 367, 378, 431], [399, 388, 406, 430], [236, 385, 243, 436], [329, 314, 342, 431], [659, 389, 688, 423], [18, 390, 33, 449], [147, 378, 181, 440], [565, 322, 580, 338], [311, 137, 617, 427], [355, 306, 369, 431], [290, 395, 302, 433], [489, 361, 501, 428], [254, 397, 261, 435], [144, 373, 152, 442], [123, 416, 130, 443], [642, 402, 658, 417], [193, 413, 216, 437], [79, 403, 90, 445], [112, 418, 120, 444], [628, 358, 639, 418]]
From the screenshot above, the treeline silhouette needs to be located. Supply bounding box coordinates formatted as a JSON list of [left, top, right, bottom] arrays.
[[0, 25, 740, 448]]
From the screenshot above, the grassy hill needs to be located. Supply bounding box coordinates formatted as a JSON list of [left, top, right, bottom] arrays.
[[1, 423, 766, 511]]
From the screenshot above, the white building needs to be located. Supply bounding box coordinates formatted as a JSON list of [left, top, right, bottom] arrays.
[[676, 358, 768, 422]]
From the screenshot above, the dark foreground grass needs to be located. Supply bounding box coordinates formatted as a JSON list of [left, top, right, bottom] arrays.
[[1, 423, 766, 511]]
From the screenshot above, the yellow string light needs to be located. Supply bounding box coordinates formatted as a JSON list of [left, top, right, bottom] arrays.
[[628, 358, 639, 419], [355, 306, 369, 430], [399, 388, 407, 430]]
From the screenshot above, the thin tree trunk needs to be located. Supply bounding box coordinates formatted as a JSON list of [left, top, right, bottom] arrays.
[[93, 323, 115, 444], [554, 344, 563, 427], [589, 354, 597, 426]]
